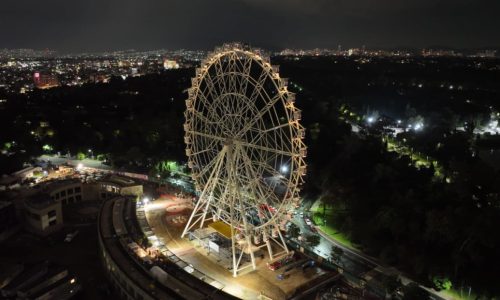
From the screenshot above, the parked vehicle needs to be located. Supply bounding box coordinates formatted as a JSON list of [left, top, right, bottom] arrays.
[[267, 253, 297, 271], [64, 230, 79, 242]]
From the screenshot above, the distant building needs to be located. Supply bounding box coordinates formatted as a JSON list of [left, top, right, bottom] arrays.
[[33, 72, 60, 89], [43, 175, 143, 206], [421, 49, 463, 57], [98, 174, 144, 198], [475, 50, 497, 58], [89, 73, 110, 83], [12, 166, 42, 181], [24, 194, 63, 236], [163, 59, 179, 70], [0, 175, 21, 191]]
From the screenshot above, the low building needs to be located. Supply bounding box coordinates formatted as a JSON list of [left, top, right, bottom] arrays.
[[0, 201, 20, 241], [47, 179, 85, 205], [12, 166, 42, 180], [0, 175, 21, 191], [98, 175, 143, 199], [1, 261, 81, 299], [98, 197, 236, 300], [24, 194, 63, 236]]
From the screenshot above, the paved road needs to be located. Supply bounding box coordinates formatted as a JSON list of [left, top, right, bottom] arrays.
[[38, 154, 113, 170], [292, 204, 448, 300], [290, 207, 376, 279]]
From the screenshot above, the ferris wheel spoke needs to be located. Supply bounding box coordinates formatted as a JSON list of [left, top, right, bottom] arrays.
[[235, 93, 283, 139], [238, 146, 284, 221], [188, 130, 226, 142], [237, 140, 293, 157], [191, 109, 220, 126]]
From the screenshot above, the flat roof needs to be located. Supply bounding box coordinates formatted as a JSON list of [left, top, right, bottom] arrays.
[[208, 221, 232, 239], [25, 193, 58, 210]]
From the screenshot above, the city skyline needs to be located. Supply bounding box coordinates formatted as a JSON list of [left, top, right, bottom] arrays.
[[1, 0, 499, 53]]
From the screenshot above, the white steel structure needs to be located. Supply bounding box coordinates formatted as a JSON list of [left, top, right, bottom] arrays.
[[182, 43, 307, 277]]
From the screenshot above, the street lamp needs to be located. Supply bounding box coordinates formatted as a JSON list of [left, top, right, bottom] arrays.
[[280, 165, 289, 174]]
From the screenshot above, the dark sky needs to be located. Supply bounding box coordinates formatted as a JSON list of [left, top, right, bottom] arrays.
[[1, 0, 499, 53]]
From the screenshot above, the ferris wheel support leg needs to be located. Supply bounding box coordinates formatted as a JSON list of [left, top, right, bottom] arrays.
[[199, 191, 214, 229], [266, 239, 274, 260], [231, 221, 238, 277], [247, 234, 257, 270], [182, 148, 226, 238], [181, 194, 205, 238], [277, 229, 289, 253]]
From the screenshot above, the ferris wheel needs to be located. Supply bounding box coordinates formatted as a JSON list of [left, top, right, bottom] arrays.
[[181, 43, 307, 276]]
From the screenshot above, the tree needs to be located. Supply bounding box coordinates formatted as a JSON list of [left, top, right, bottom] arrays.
[[288, 223, 301, 239], [330, 245, 344, 263], [432, 276, 452, 291], [402, 283, 429, 300], [76, 152, 86, 160], [306, 234, 320, 248], [382, 274, 402, 298]]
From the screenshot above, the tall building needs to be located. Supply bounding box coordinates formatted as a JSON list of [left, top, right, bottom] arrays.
[[33, 72, 60, 89]]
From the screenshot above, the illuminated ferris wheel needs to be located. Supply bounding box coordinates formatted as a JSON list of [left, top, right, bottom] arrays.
[[181, 43, 307, 276]]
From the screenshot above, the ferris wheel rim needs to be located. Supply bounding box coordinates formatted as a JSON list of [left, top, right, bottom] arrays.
[[184, 44, 306, 231]]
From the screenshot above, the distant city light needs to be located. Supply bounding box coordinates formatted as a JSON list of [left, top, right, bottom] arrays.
[[397, 120, 402, 125], [367, 117, 375, 123], [414, 123, 424, 131], [143, 197, 150, 205], [76, 163, 83, 170], [280, 165, 289, 174]]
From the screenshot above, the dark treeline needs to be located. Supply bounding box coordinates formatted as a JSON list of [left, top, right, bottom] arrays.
[[278, 56, 500, 297], [1, 69, 192, 174]]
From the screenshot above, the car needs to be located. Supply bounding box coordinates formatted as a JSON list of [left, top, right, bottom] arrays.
[[267, 253, 297, 271], [64, 230, 79, 242], [267, 261, 282, 271]]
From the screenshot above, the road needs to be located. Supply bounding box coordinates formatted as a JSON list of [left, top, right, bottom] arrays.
[[290, 206, 376, 280], [38, 154, 113, 170], [291, 204, 448, 300]]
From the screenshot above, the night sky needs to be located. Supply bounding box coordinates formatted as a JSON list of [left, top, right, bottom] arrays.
[[1, 0, 499, 53]]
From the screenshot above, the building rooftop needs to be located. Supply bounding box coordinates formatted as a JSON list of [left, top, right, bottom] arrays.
[[25, 193, 58, 210], [43, 178, 81, 192]]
